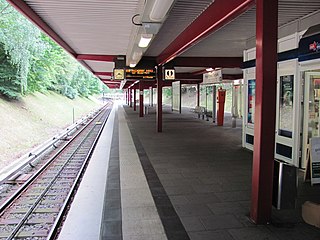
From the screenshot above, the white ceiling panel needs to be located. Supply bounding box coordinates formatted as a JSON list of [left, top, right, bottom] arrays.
[[84, 61, 114, 73], [25, 0, 143, 55]]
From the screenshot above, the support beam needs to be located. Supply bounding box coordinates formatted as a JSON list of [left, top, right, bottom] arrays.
[[129, 88, 133, 107], [173, 57, 243, 68], [176, 73, 203, 80], [77, 54, 116, 62], [250, 0, 278, 224], [157, 0, 254, 65], [94, 72, 113, 76], [133, 89, 137, 111], [157, 66, 163, 132]]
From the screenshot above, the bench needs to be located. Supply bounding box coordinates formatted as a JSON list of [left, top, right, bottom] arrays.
[[191, 106, 207, 120]]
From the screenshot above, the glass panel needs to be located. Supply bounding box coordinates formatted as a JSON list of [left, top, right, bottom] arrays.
[[200, 85, 206, 107], [206, 86, 213, 115], [308, 75, 320, 140], [248, 79, 256, 124], [279, 75, 294, 138]]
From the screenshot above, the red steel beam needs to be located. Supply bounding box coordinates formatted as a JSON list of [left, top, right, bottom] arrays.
[[191, 69, 207, 76], [176, 73, 203, 80], [77, 54, 116, 62], [94, 72, 113, 76], [6, 0, 76, 56], [157, 0, 254, 65], [223, 74, 243, 80], [173, 57, 243, 68]]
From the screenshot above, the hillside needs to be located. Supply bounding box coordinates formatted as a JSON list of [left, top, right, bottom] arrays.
[[0, 91, 103, 170]]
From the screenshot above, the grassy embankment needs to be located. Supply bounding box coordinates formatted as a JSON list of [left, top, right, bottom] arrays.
[[0, 91, 103, 170]]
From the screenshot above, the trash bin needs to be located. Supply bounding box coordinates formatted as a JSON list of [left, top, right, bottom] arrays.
[[272, 160, 297, 209]]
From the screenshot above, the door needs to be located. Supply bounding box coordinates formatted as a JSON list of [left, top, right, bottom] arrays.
[[302, 71, 320, 168]]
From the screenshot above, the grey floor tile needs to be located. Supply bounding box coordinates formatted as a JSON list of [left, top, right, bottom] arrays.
[[189, 230, 234, 240], [174, 204, 213, 217], [215, 191, 251, 202], [191, 184, 223, 193], [228, 226, 280, 240], [103, 208, 121, 221], [123, 233, 167, 240], [180, 216, 206, 232], [122, 206, 159, 221], [122, 219, 165, 236], [267, 223, 320, 240], [169, 195, 190, 205], [200, 215, 243, 230], [185, 193, 220, 204], [101, 220, 122, 237], [165, 185, 196, 195], [207, 202, 248, 215]]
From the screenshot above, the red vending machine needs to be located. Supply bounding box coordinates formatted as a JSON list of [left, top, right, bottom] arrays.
[[217, 87, 226, 126]]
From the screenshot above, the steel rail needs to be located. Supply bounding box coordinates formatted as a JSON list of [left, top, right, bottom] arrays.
[[5, 107, 111, 240], [47, 107, 112, 240], [0, 104, 109, 215]]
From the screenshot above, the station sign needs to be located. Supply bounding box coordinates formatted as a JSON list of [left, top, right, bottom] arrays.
[[113, 69, 125, 80], [125, 69, 156, 80], [203, 70, 222, 84], [164, 69, 175, 80]]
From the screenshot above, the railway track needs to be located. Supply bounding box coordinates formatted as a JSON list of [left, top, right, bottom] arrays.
[[0, 102, 113, 240]]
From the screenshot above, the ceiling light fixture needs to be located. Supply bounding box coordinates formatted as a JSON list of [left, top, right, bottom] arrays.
[[206, 68, 214, 72], [130, 63, 137, 68], [150, 0, 175, 22], [138, 34, 153, 48]]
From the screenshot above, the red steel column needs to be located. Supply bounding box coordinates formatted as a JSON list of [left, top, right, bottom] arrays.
[[250, 0, 278, 224], [157, 66, 163, 132], [133, 88, 137, 111], [139, 81, 144, 117], [197, 83, 200, 106]]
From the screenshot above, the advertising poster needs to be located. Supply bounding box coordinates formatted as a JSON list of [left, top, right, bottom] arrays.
[[248, 79, 255, 124], [310, 137, 320, 185], [279, 75, 294, 137]]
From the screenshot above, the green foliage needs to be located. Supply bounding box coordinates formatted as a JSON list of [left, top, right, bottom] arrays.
[[0, 43, 20, 99], [0, 0, 105, 100]]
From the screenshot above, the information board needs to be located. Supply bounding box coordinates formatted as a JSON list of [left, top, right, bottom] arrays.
[[125, 69, 155, 79]]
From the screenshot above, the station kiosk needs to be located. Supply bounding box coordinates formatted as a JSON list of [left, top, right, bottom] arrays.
[[242, 23, 320, 208]]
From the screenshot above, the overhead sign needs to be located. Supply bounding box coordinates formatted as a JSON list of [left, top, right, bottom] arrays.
[[165, 69, 175, 80], [125, 69, 156, 80], [203, 70, 222, 84], [299, 33, 320, 62], [113, 69, 125, 80]]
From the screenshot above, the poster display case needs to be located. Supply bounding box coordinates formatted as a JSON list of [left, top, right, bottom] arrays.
[[278, 75, 294, 138], [247, 79, 255, 125]]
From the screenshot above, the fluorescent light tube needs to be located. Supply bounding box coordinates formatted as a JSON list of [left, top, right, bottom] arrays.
[[150, 0, 175, 22], [138, 34, 153, 48]]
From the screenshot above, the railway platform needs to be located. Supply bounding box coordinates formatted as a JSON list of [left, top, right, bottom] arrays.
[[58, 102, 320, 240]]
